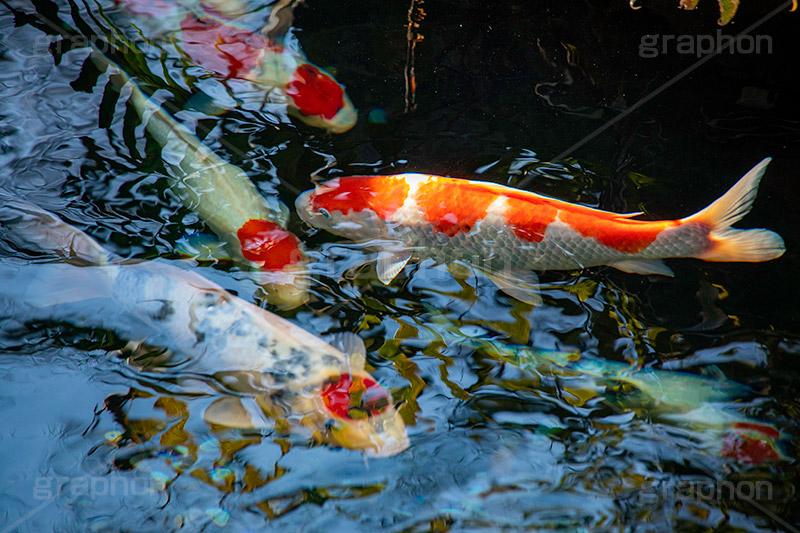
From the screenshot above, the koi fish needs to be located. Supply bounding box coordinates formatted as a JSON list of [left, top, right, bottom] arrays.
[[115, 0, 358, 132], [413, 308, 784, 465], [0, 192, 409, 457], [92, 50, 309, 309], [296, 160, 785, 304]]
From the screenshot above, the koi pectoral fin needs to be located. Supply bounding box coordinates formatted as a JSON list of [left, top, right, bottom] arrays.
[[376, 251, 412, 284], [175, 232, 233, 262], [203, 396, 271, 430], [609, 259, 675, 277], [477, 267, 543, 306], [328, 331, 367, 370]]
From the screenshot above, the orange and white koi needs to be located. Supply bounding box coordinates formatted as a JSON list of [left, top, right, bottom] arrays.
[[93, 50, 309, 308], [115, 0, 358, 132], [296, 161, 785, 304], [0, 192, 408, 457]]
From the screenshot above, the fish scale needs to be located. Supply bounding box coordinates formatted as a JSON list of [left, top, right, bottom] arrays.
[[391, 216, 707, 271]]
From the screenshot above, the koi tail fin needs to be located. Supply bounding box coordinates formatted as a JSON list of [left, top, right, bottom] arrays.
[[686, 158, 785, 262]]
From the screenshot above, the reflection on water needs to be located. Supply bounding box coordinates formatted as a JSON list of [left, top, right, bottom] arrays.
[[2, 0, 800, 531]]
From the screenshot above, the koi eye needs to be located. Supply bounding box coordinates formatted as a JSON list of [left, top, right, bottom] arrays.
[[318, 208, 331, 219], [321, 373, 390, 420]]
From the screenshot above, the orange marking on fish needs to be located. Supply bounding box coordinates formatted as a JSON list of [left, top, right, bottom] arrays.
[[287, 65, 345, 120], [179, 15, 275, 79], [504, 195, 559, 243], [415, 179, 498, 236], [487, 184, 677, 251], [559, 209, 679, 253], [311, 176, 410, 220], [237, 219, 302, 271], [407, 178, 673, 249]]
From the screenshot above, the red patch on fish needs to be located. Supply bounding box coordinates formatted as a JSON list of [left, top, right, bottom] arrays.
[[179, 15, 272, 79], [415, 179, 497, 237], [286, 64, 345, 119], [720, 430, 782, 466], [321, 374, 390, 420], [312, 177, 410, 220], [733, 421, 781, 440], [237, 219, 302, 271], [116, 0, 177, 17]]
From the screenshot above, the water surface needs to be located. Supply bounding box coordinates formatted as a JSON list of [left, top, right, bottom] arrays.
[[1, 0, 799, 531]]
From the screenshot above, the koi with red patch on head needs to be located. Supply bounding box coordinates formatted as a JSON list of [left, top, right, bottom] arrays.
[[116, 0, 358, 132], [297, 160, 784, 304], [96, 32, 311, 308]]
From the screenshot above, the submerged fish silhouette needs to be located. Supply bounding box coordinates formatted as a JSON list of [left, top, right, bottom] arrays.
[[0, 192, 409, 457], [411, 307, 784, 465]]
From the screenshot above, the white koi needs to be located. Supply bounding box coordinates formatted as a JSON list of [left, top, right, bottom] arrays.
[[0, 191, 409, 457]]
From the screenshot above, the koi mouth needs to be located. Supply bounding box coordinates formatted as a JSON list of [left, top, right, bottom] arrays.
[[321, 373, 391, 420]]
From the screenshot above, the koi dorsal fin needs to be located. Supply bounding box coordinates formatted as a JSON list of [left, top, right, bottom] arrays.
[[462, 178, 646, 220]]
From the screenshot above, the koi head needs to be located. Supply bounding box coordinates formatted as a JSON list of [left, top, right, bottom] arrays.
[[296, 175, 412, 240], [178, 14, 356, 132], [237, 219, 309, 309], [285, 64, 357, 133], [290, 367, 409, 457]]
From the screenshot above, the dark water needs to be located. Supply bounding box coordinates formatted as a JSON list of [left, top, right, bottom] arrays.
[[1, 0, 799, 531]]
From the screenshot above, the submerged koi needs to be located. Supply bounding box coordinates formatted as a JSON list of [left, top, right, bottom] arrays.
[[0, 193, 408, 457], [115, 0, 357, 132], [92, 51, 309, 308], [415, 309, 785, 465], [296, 160, 785, 304]]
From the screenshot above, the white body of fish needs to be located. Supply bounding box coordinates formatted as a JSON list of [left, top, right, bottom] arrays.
[[0, 193, 408, 456], [92, 50, 309, 308]]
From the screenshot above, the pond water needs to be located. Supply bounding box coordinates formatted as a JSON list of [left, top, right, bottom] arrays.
[[1, 0, 799, 531]]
